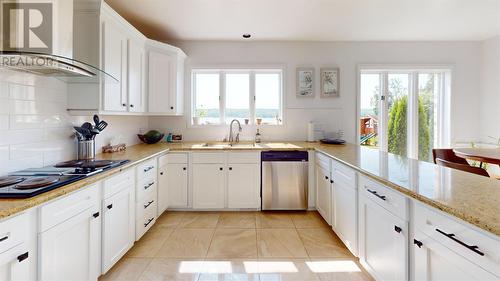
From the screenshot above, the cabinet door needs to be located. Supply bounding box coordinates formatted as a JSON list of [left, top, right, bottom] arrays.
[[164, 163, 188, 208], [359, 195, 407, 281], [102, 19, 127, 112], [0, 243, 31, 281], [39, 206, 101, 281], [157, 165, 168, 214], [148, 50, 175, 114], [413, 232, 497, 281], [333, 174, 357, 256], [315, 165, 331, 225], [227, 163, 260, 208], [192, 164, 225, 209], [102, 186, 135, 273], [127, 39, 145, 113]]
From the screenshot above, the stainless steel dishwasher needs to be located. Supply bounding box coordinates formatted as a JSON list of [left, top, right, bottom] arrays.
[[261, 151, 308, 210]]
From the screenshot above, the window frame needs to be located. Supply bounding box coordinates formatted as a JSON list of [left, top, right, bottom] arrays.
[[190, 67, 284, 127], [356, 64, 452, 160]]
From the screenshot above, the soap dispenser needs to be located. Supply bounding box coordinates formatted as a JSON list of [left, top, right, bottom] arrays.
[[255, 129, 262, 143]]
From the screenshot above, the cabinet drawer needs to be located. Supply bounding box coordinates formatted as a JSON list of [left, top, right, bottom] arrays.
[[227, 152, 260, 164], [315, 152, 330, 171], [136, 159, 157, 180], [159, 153, 187, 166], [103, 169, 134, 199], [39, 183, 100, 232], [0, 213, 30, 254], [136, 193, 157, 226], [358, 175, 407, 220], [414, 202, 500, 277], [192, 152, 225, 164], [136, 203, 157, 239], [332, 160, 357, 188], [136, 177, 157, 202]]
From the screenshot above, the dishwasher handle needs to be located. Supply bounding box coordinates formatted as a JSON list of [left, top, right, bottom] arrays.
[[261, 151, 308, 162]]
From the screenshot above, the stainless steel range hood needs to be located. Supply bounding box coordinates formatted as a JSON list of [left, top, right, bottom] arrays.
[[0, 0, 117, 83]]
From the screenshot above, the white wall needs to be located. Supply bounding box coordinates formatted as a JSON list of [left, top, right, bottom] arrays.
[[479, 36, 500, 144], [0, 70, 148, 176], [149, 41, 481, 144]]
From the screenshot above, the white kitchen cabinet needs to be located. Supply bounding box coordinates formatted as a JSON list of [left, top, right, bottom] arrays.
[[358, 177, 408, 281], [147, 39, 186, 115], [102, 15, 128, 112], [102, 183, 135, 273], [0, 243, 31, 281], [413, 231, 497, 281], [315, 164, 331, 225], [192, 164, 225, 209], [165, 164, 189, 209], [127, 38, 146, 113], [331, 160, 358, 256], [39, 205, 101, 281], [227, 163, 260, 208]]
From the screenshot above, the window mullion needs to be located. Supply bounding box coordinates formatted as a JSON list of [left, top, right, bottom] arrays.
[[249, 71, 256, 125], [408, 72, 419, 160], [220, 71, 226, 124], [379, 72, 389, 153]]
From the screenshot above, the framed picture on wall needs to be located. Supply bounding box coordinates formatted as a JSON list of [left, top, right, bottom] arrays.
[[320, 68, 339, 97], [296, 67, 315, 97]]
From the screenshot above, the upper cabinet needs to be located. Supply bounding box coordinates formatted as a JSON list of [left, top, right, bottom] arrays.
[[147, 40, 186, 115], [68, 2, 185, 116]]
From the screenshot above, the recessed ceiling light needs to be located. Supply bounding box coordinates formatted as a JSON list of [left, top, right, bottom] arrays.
[[242, 34, 251, 39]]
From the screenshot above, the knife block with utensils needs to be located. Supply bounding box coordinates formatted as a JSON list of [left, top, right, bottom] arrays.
[[77, 139, 95, 160]]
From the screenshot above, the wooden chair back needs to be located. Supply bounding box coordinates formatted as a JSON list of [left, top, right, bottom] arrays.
[[436, 158, 490, 177], [432, 148, 469, 165]]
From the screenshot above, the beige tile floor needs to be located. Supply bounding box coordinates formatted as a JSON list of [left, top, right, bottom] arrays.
[[100, 211, 374, 281]]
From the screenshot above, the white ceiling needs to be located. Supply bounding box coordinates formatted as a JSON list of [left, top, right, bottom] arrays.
[[104, 0, 500, 42]]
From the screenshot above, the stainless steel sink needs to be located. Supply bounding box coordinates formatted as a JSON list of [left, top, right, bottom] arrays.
[[191, 142, 260, 149]]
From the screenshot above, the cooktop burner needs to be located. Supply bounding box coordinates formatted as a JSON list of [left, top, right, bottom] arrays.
[[0, 176, 25, 187], [16, 176, 60, 190]]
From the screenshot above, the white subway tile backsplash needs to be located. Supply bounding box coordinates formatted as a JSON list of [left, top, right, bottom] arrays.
[[0, 70, 146, 176]]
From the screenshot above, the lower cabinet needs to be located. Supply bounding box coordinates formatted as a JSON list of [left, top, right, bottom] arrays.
[[227, 163, 260, 208], [359, 190, 408, 281], [38, 204, 101, 281], [164, 163, 189, 209], [0, 243, 31, 281], [331, 161, 358, 256], [192, 164, 225, 209], [413, 231, 497, 281], [315, 164, 331, 225], [102, 184, 135, 273]]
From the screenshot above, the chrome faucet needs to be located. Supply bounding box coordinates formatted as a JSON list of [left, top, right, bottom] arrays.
[[228, 119, 242, 143]]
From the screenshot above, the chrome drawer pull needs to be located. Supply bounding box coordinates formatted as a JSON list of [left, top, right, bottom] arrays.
[[144, 217, 154, 227], [144, 200, 154, 209], [366, 188, 386, 201], [435, 228, 485, 256], [144, 182, 154, 190]]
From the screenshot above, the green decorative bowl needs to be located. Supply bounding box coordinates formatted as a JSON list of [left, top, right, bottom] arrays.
[[137, 130, 165, 144]]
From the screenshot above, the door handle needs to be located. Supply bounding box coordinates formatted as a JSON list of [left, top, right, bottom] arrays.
[[366, 188, 386, 201], [413, 239, 423, 248], [144, 200, 154, 209], [160, 172, 164, 175], [107, 204, 113, 209], [92, 212, 100, 218], [219, 167, 223, 171], [17, 252, 29, 263], [435, 228, 484, 256], [394, 225, 402, 233], [0, 235, 8, 243]]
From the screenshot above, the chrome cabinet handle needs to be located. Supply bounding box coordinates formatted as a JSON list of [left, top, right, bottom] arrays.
[[17, 252, 29, 263], [366, 188, 386, 201], [144, 200, 154, 209], [144, 182, 154, 190], [435, 228, 484, 256], [144, 218, 154, 227]]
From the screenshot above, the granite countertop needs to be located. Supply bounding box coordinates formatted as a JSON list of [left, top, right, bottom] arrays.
[[1, 141, 499, 237]]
